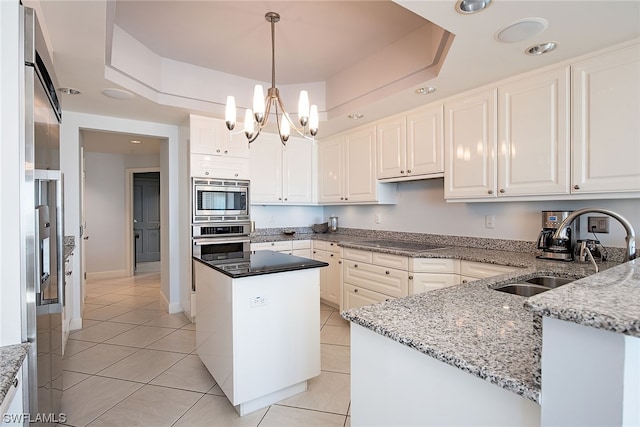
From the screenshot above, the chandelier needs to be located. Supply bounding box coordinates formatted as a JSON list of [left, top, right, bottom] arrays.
[[224, 12, 319, 145]]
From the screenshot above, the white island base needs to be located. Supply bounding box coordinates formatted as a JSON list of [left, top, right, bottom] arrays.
[[195, 261, 321, 416], [351, 324, 540, 426]]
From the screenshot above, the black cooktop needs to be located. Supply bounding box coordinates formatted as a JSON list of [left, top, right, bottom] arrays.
[[194, 250, 328, 278]]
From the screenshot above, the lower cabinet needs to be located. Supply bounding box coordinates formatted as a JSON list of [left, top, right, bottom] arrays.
[[409, 258, 460, 295], [342, 248, 408, 310], [62, 252, 74, 354], [251, 240, 311, 258], [458, 260, 521, 284], [313, 241, 342, 308]]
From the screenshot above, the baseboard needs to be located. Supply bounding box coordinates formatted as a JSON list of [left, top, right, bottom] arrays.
[[159, 290, 182, 314], [69, 317, 83, 331], [86, 269, 129, 281]]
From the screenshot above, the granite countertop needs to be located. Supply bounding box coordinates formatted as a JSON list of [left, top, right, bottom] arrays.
[[193, 250, 328, 278], [64, 235, 75, 261], [0, 343, 30, 407]]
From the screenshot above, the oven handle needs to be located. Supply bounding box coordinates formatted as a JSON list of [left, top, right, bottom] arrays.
[[193, 237, 250, 246]]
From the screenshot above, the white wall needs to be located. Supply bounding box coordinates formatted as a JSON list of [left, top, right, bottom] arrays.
[[252, 205, 324, 229], [84, 152, 160, 276], [326, 179, 640, 248], [0, 0, 24, 346]]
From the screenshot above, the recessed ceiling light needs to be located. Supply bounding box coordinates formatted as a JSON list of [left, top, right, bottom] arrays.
[[525, 42, 558, 56], [496, 18, 548, 43], [415, 87, 437, 95], [101, 88, 135, 100], [129, 140, 142, 144], [58, 87, 81, 95], [456, 0, 492, 14], [348, 113, 364, 120]]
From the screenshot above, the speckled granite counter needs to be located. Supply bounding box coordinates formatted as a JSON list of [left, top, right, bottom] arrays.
[[63, 235, 75, 261], [0, 343, 29, 407]]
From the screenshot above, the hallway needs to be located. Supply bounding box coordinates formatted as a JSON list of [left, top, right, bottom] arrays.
[[60, 272, 351, 426]]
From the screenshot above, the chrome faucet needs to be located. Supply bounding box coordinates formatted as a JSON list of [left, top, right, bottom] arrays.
[[552, 208, 637, 262]]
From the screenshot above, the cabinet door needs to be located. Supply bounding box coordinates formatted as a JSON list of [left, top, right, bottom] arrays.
[[498, 67, 570, 196], [190, 153, 250, 180], [283, 137, 314, 204], [445, 89, 497, 199], [407, 104, 444, 177], [249, 133, 283, 203], [190, 114, 221, 155], [343, 284, 393, 310], [318, 137, 344, 203], [313, 249, 329, 300], [325, 252, 342, 307], [572, 44, 640, 193], [377, 116, 406, 179], [409, 273, 458, 295], [345, 126, 377, 202]]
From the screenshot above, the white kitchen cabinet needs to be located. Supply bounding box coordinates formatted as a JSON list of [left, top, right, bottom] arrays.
[[0, 367, 23, 425], [571, 44, 640, 194], [317, 126, 396, 204], [250, 134, 314, 204], [408, 257, 460, 295], [190, 153, 250, 180], [190, 114, 249, 158], [251, 240, 311, 257], [343, 283, 393, 309], [459, 260, 522, 284], [444, 88, 497, 199], [313, 240, 341, 307], [62, 252, 73, 353], [377, 104, 444, 181], [497, 66, 570, 196]]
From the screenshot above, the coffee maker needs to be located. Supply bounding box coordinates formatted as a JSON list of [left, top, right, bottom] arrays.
[[536, 211, 579, 261]]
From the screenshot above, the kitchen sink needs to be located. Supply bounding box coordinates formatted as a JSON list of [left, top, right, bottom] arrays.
[[493, 276, 575, 297]]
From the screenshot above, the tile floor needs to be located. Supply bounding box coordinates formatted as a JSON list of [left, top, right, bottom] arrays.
[[60, 272, 352, 426]]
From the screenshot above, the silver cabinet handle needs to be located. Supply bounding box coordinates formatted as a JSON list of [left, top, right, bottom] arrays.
[[278, 197, 282, 200], [270, 242, 275, 246], [205, 171, 210, 175], [224, 150, 228, 154], [409, 275, 413, 280], [385, 271, 390, 275], [354, 289, 358, 293], [499, 188, 505, 193], [574, 185, 580, 190], [407, 169, 412, 173], [216, 149, 221, 153], [338, 261, 342, 264], [488, 189, 494, 195], [330, 254, 334, 257], [83, 236, 90, 240], [340, 197, 344, 200], [284, 198, 288, 201], [400, 170, 404, 174], [345, 197, 348, 201], [354, 264, 358, 268]]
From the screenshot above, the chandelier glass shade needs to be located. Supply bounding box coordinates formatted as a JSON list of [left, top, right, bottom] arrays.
[[225, 12, 319, 145]]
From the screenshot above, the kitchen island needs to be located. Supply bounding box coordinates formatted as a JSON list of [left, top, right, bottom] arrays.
[[193, 250, 327, 416]]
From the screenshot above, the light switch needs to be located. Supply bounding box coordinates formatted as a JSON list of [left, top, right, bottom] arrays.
[[485, 215, 495, 229]]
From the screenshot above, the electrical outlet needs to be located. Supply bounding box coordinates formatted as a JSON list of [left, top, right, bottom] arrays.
[[375, 213, 382, 224], [588, 216, 609, 233], [249, 296, 267, 308], [485, 215, 495, 229]]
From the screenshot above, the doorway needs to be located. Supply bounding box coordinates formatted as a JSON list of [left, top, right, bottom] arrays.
[[133, 171, 161, 273]]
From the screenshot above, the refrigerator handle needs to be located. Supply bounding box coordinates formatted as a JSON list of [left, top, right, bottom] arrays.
[[56, 174, 65, 306], [34, 208, 42, 296]]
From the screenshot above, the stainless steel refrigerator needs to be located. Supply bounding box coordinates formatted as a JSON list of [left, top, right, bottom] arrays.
[[22, 6, 64, 423]]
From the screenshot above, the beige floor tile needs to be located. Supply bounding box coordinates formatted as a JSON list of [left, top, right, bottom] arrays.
[[108, 309, 165, 325], [63, 340, 97, 358], [82, 303, 106, 313], [84, 293, 130, 305], [140, 300, 165, 310], [61, 375, 142, 427], [278, 371, 351, 415], [97, 348, 185, 383], [325, 311, 350, 327], [173, 394, 267, 427], [63, 343, 139, 374], [83, 305, 134, 321], [320, 310, 332, 326], [207, 384, 225, 396], [321, 344, 351, 374], [263, 405, 347, 427], [320, 303, 335, 311], [104, 325, 174, 348], [150, 354, 215, 393], [144, 312, 190, 328], [74, 319, 101, 330], [62, 370, 90, 390], [110, 286, 154, 296], [180, 321, 196, 331], [87, 384, 201, 427], [68, 321, 136, 343], [84, 286, 113, 297], [321, 325, 351, 347], [111, 295, 159, 308], [139, 288, 160, 297], [146, 329, 196, 353], [345, 415, 351, 427]]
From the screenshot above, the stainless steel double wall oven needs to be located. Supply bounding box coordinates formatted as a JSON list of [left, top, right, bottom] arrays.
[[192, 178, 251, 289]]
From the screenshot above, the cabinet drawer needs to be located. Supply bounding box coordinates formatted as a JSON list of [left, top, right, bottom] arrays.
[[343, 283, 394, 310], [343, 260, 408, 298], [292, 240, 311, 250], [409, 257, 459, 274], [409, 273, 458, 295], [190, 153, 250, 180], [292, 249, 311, 258], [460, 261, 519, 278], [372, 252, 408, 270], [251, 241, 291, 252], [342, 248, 373, 263]]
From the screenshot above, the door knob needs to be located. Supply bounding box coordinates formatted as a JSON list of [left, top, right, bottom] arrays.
[[83, 236, 90, 240]]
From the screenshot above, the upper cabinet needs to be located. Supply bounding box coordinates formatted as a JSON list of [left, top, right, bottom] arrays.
[[571, 44, 640, 194], [250, 134, 314, 204], [318, 125, 396, 204], [377, 104, 444, 182], [189, 114, 250, 179], [497, 66, 570, 197], [444, 88, 497, 200]]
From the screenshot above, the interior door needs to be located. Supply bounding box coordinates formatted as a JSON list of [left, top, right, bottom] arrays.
[[133, 172, 161, 263]]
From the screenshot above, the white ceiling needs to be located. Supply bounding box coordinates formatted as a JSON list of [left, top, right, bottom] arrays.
[[81, 129, 165, 155], [27, 0, 640, 153]]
